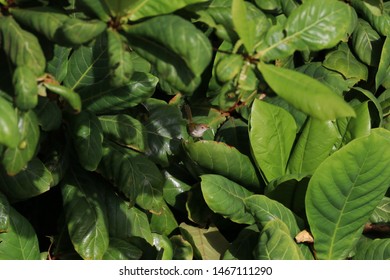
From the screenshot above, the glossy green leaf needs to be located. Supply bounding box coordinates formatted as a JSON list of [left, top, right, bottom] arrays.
[[256, 0, 356, 61], [306, 129, 390, 260], [43, 83, 82, 113], [46, 45, 72, 83], [171, 235, 193, 260], [352, 19, 383, 66], [99, 114, 147, 153], [153, 233, 173, 260], [232, 0, 258, 52], [107, 28, 133, 87], [0, 207, 40, 260], [61, 170, 109, 260], [369, 197, 390, 223], [288, 118, 339, 175], [258, 62, 356, 120], [222, 224, 259, 260], [149, 202, 178, 236], [254, 219, 305, 260], [99, 142, 164, 212], [33, 97, 62, 131], [254, 0, 281, 12], [58, 18, 106, 46], [129, 0, 208, 21], [102, 238, 142, 260], [353, 236, 390, 260], [75, 0, 111, 22], [186, 141, 260, 190], [162, 169, 191, 211], [200, 174, 255, 224], [179, 223, 229, 260], [0, 158, 52, 202], [0, 192, 10, 232], [12, 66, 38, 110], [143, 100, 188, 166], [69, 110, 103, 171], [103, 0, 138, 17], [10, 7, 69, 43], [245, 195, 301, 236], [123, 15, 212, 94], [0, 96, 20, 149], [2, 110, 40, 175], [80, 72, 158, 114], [350, 87, 383, 127], [104, 188, 153, 245], [0, 16, 46, 75], [249, 99, 296, 183], [375, 36, 390, 89], [323, 42, 368, 82]]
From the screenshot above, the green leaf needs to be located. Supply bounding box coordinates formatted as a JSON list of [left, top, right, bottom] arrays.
[[288, 118, 339, 175], [33, 97, 62, 131], [99, 114, 147, 152], [69, 111, 103, 171], [0, 207, 40, 260], [61, 170, 109, 260], [222, 224, 259, 260], [0, 96, 20, 149], [179, 223, 229, 260], [376, 36, 390, 89], [244, 195, 301, 237], [254, 219, 305, 260], [353, 236, 390, 260], [171, 235, 193, 260], [58, 18, 107, 46], [143, 100, 188, 166], [0, 192, 10, 232], [99, 142, 164, 212], [149, 202, 178, 236], [0, 158, 53, 202], [186, 140, 260, 190], [80, 72, 158, 114], [129, 0, 209, 21], [75, 0, 111, 22], [369, 197, 390, 223], [107, 28, 134, 87], [200, 174, 255, 224], [46, 45, 72, 83], [123, 15, 212, 94], [103, 0, 138, 17], [0, 16, 46, 75], [306, 129, 390, 260], [43, 83, 82, 113], [258, 62, 356, 120], [1, 110, 40, 175], [104, 188, 153, 245], [153, 233, 173, 260], [162, 169, 191, 211], [323, 42, 368, 82], [102, 238, 142, 260], [256, 0, 356, 61], [351, 19, 383, 66], [249, 99, 296, 183], [12, 66, 38, 111]]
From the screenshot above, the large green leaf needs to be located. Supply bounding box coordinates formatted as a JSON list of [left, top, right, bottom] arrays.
[[76, 0, 111, 21], [222, 224, 259, 260], [258, 62, 356, 120], [0, 158, 53, 202], [369, 197, 390, 223], [0, 192, 10, 232], [149, 201, 178, 236], [57, 18, 106, 46], [69, 110, 103, 171], [122, 15, 212, 94], [43, 83, 82, 113], [200, 174, 255, 224], [353, 236, 390, 260], [179, 223, 229, 260], [0, 207, 40, 260], [1, 110, 40, 176], [253, 219, 305, 260], [249, 99, 296, 183], [46, 45, 72, 83], [288, 118, 339, 175], [61, 170, 109, 260], [128, 0, 208, 21], [186, 140, 260, 190], [0, 96, 20, 149], [99, 114, 147, 152], [162, 169, 192, 211], [102, 238, 142, 260], [306, 129, 390, 260], [99, 142, 164, 212], [170, 235, 193, 260], [104, 188, 153, 245], [376, 36, 390, 90], [0, 16, 46, 75], [80, 72, 158, 114], [12, 66, 38, 111], [256, 0, 356, 61]]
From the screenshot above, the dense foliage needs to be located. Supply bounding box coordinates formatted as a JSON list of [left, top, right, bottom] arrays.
[[0, 0, 390, 260]]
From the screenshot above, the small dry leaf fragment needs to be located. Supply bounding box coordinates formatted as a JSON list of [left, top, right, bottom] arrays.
[[295, 230, 314, 243]]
